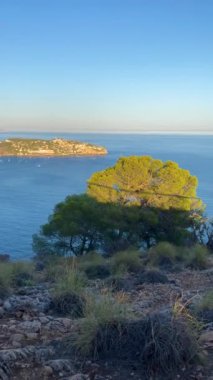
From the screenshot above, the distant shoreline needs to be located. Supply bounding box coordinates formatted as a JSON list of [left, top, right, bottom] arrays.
[[1, 131, 213, 136], [0, 138, 107, 157]]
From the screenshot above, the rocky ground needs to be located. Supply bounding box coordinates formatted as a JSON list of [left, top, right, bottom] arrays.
[[0, 268, 212, 380]]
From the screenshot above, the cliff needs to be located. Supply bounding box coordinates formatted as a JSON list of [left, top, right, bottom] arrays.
[[0, 138, 107, 157]]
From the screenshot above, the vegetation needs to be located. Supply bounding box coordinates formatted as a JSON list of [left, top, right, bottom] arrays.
[[50, 267, 87, 317], [0, 263, 13, 298], [148, 242, 209, 269], [75, 294, 129, 356], [0, 261, 35, 298], [33, 196, 201, 257], [87, 156, 203, 211], [197, 290, 213, 312], [75, 307, 200, 377], [0, 138, 107, 157], [136, 269, 169, 284], [111, 249, 142, 274]]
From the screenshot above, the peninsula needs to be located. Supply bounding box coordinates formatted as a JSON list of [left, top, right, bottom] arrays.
[[0, 138, 107, 157]]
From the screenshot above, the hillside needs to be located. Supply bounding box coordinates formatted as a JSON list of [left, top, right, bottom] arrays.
[[0, 138, 107, 156]]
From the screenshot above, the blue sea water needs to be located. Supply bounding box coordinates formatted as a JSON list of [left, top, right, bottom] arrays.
[[0, 132, 212, 259]]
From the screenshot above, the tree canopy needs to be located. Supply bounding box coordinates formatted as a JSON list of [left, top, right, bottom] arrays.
[[87, 156, 203, 211]]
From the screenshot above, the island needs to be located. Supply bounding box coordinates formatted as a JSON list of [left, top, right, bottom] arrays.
[[0, 138, 108, 157]]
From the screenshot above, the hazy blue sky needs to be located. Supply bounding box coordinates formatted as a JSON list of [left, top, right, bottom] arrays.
[[0, 0, 212, 132]]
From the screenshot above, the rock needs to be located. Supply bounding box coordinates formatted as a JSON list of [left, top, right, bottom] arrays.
[[25, 332, 38, 340], [43, 365, 54, 376], [68, 374, 87, 380], [39, 316, 51, 324], [3, 301, 12, 311], [10, 333, 24, 342], [45, 359, 73, 375], [18, 320, 41, 333], [0, 361, 10, 380], [199, 330, 213, 345], [11, 341, 22, 348]]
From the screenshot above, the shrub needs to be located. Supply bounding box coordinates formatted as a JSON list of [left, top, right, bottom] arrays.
[[54, 267, 87, 294], [196, 290, 213, 323], [198, 290, 213, 311], [111, 250, 141, 274], [0, 263, 13, 298], [84, 264, 111, 279], [75, 295, 129, 355], [11, 261, 34, 287], [183, 245, 209, 269], [50, 268, 87, 317], [136, 269, 169, 285], [148, 242, 177, 267], [76, 311, 200, 378], [50, 291, 85, 317], [104, 275, 134, 292], [78, 252, 111, 279]]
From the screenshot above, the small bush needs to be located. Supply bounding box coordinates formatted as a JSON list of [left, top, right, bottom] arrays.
[[55, 267, 87, 293], [43, 257, 70, 282], [104, 275, 134, 292], [0, 263, 13, 298], [198, 290, 213, 311], [11, 261, 34, 287], [196, 290, 213, 323], [182, 245, 209, 269], [51, 268, 87, 317], [111, 250, 141, 274], [148, 242, 177, 267], [75, 295, 129, 355], [51, 291, 85, 317], [136, 269, 169, 285], [84, 264, 111, 279], [76, 311, 200, 378]]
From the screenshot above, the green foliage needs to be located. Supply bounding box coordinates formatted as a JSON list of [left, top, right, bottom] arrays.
[[148, 242, 177, 267], [75, 295, 129, 355], [197, 291, 213, 311], [11, 261, 34, 287], [76, 309, 200, 377], [51, 267, 87, 317], [54, 267, 87, 296], [33, 194, 105, 257], [149, 242, 209, 269], [136, 269, 169, 284], [88, 156, 202, 211], [84, 264, 111, 279], [111, 250, 142, 274], [180, 244, 209, 269], [0, 261, 35, 297], [0, 263, 13, 298], [33, 157, 205, 259]]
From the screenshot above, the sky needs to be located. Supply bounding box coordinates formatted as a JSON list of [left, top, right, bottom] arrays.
[[0, 0, 213, 133]]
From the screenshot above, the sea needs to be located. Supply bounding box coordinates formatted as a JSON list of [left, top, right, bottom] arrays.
[[0, 132, 212, 259]]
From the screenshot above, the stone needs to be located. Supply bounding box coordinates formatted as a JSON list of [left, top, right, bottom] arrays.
[[10, 333, 24, 342], [68, 374, 87, 380], [43, 365, 54, 376], [11, 341, 22, 348], [25, 332, 38, 340], [46, 359, 73, 375], [199, 331, 213, 344], [3, 300, 12, 311], [18, 320, 41, 333]]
